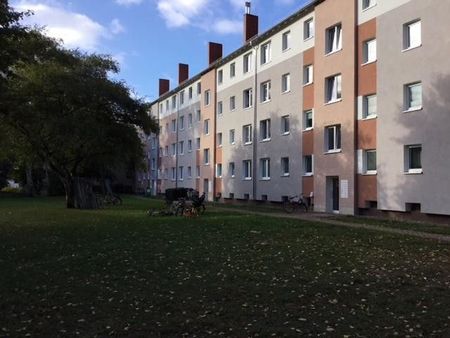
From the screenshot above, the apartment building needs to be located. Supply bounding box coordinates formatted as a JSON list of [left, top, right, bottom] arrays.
[[148, 0, 450, 217]]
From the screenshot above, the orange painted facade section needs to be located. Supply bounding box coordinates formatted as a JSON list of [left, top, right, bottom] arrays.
[[358, 19, 377, 96], [302, 131, 314, 155], [302, 176, 314, 197], [357, 119, 377, 149], [357, 175, 377, 208], [303, 85, 315, 110]]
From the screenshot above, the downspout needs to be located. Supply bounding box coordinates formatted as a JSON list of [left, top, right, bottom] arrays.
[[175, 94, 180, 189]]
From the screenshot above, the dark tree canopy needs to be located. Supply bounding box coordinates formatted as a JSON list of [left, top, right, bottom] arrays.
[[0, 1, 158, 208]]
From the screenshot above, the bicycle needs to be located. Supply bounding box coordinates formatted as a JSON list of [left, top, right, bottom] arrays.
[[283, 195, 308, 213]]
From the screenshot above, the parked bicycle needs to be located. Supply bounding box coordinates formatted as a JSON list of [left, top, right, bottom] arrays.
[[283, 194, 308, 213], [96, 193, 122, 207]]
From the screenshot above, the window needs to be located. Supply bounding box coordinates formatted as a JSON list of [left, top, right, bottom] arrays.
[[204, 119, 210, 135], [187, 166, 192, 178], [217, 132, 222, 147], [171, 143, 176, 156], [165, 100, 169, 112], [179, 166, 184, 181], [229, 162, 235, 177], [197, 82, 201, 94], [179, 141, 184, 155], [216, 163, 222, 177], [326, 125, 341, 152], [196, 137, 201, 150], [404, 82, 422, 111], [171, 167, 176, 180], [404, 20, 421, 50], [243, 160, 252, 180], [243, 124, 252, 144], [188, 139, 192, 152], [326, 24, 342, 54], [243, 52, 253, 73], [196, 109, 201, 122], [363, 39, 377, 64], [179, 116, 184, 130], [282, 31, 291, 51], [364, 150, 377, 174], [159, 147, 163, 157], [180, 90, 185, 105], [243, 88, 253, 108], [171, 119, 176, 132], [282, 73, 291, 93], [196, 166, 200, 178], [204, 148, 210, 165], [405, 145, 422, 173], [304, 155, 313, 175], [217, 101, 223, 115], [172, 96, 176, 109], [164, 168, 168, 180], [281, 157, 289, 176], [260, 158, 270, 180], [281, 115, 290, 135], [362, 0, 376, 10], [230, 96, 236, 111], [325, 74, 342, 103], [303, 110, 313, 130], [363, 94, 377, 118], [151, 158, 156, 169], [188, 87, 193, 99], [218, 70, 223, 85], [260, 119, 271, 141], [188, 113, 193, 128], [229, 129, 235, 144], [164, 145, 168, 156], [204, 90, 211, 106], [261, 42, 271, 65], [261, 81, 271, 102], [230, 62, 236, 78], [304, 18, 314, 40], [303, 65, 313, 85]]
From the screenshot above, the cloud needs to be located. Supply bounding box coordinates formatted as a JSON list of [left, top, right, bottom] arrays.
[[14, 1, 108, 51], [115, 0, 144, 6], [157, 0, 209, 28], [110, 18, 125, 34], [213, 19, 241, 34]]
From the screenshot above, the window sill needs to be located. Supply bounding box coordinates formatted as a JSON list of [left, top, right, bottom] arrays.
[[303, 82, 313, 87], [260, 178, 271, 181], [361, 60, 377, 67], [281, 174, 290, 177], [260, 138, 271, 143], [217, 145, 222, 148], [362, 115, 377, 121], [325, 98, 342, 106], [230, 142, 236, 145], [260, 99, 271, 104], [362, 171, 377, 176], [405, 169, 423, 175], [303, 173, 314, 177], [325, 149, 342, 154], [303, 127, 313, 132], [325, 48, 342, 57], [261, 60, 272, 67], [204, 163, 210, 166], [243, 178, 252, 181], [282, 90, 291, 95], [244, 142, 253, 146], [231, 175, 235, 179], [304, 36, 314, 42], [403, 106, 423, 113], [243, 106, 253, 110], [282, 47, 291, 53], [281, 132, 290, 136], [362, 3, 377, 12], [402, 44, 422, 53]]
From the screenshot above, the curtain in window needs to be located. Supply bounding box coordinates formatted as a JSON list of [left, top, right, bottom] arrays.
[[409, 84, 422, 108]]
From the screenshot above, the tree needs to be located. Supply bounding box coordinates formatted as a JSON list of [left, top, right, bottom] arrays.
[[1, 38, 157, 208]]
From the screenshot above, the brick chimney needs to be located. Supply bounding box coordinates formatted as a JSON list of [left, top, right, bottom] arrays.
[[244, 2, 258, 43], [208, 42, 223, 65], [178, 63, 189, 84], [158, 79, 170, 96]]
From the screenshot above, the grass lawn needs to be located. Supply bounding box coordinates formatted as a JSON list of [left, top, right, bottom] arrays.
[[1, 196, 450, 337]]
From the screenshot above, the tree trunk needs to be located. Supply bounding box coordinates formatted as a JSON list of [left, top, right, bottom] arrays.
[[41, 164, 49, 196], [24, 164, 34, 197], [62, 176, 99, 209], [63, 177, 75, 209]]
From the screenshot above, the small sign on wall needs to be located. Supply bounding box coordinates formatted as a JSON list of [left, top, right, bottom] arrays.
[[340, 180, 349, 199]]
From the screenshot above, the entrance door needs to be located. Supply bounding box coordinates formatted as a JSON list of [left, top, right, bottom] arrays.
[[203, 179, 209, 200], [326, 176, 340, 213]]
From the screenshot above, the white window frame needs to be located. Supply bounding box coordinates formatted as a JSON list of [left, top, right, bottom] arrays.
[[404, 82, 422, 112], [230, 96, 236, 111], [260, 81, 271, 103], [304, 18, 314, 40], [196, 137, 201, 150], [260, 158, 271, 180], [303, 65, 313, 85], [171, 119, 176, 132], [229, 162, 235, 178], [282, 73, 291, 93], [217, 101, 223, 115], [204, 90, 211, 106], [325, 74, 342, 103], [243, 160, 252, 180], [363, 39, 377, 64], [230, 62, 236, 78], [188, 113, 193, 128], [179, 166, 184, 181], [179, 116, 184, 130], [188, 139, 192, 152], [217, 132, 223, 147], [281, 157, 290, 177], [243, 88, 253, 109], [362, 0, 376, 11], [187, 166, 192, 179], [363, 94, 377, 119], [171, 167, 176, 181], [304, 110, 314, 130], [325, 125, 342, 153], [405, 145, 422, 174], [282, 30, 291, 51], [281, 115, 290, 135], [260, 119, 271, 141], [364, 149, 377, 174], [243, 124, 252, 145], [243, 52, 253, 74], [260, 41, 271, 65], [204, 148, 210, 165], [403, 20, 421, 51], [326, 23, 343, 55], [179, 140, 184, 155], [196, 109, 201, 122], [216, 163, 223, 178], [229, 129, 235, 145], [204, 119, 210, 135], [303, 155, 314, 176], [196, 166, 201, 178], [218, 69, 223, 85]]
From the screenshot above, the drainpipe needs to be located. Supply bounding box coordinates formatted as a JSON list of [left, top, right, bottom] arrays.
[[251, 42, 259, 201], [175, 94, 180, 189]]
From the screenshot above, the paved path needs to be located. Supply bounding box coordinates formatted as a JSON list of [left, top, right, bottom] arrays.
[[213, 207, 450, 243]]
